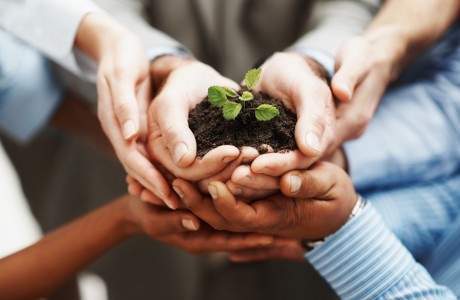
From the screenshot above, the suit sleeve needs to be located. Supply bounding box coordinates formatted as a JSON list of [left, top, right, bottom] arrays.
[[289, 0, 381, 75], [0, 0, 102, 79]]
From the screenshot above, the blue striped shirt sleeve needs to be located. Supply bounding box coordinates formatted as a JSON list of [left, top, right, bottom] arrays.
[[305, 203, 456, 299]]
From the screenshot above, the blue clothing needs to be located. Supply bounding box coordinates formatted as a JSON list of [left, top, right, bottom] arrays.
[[306, 203, 456, 299], [305, 23, 460, 298], [344, 23, 460, 192], [0, 30, 63, 143]]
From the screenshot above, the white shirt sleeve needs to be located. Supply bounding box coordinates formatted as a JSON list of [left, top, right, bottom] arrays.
[[0, 0, 102, 80]]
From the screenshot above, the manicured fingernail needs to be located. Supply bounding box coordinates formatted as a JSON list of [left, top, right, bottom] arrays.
[[174, 143, 188, 164], [164, 198, 177, 210], [173, 185, 184, 199], [208, 184, 218, 199], [305, 133, 321, 152], [290, 175, 301, 193], [123, 120, 136, 139], [182, 219, 198, 231]]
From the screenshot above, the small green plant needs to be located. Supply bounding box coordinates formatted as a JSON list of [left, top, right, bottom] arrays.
[[207, 68, 280, 121]]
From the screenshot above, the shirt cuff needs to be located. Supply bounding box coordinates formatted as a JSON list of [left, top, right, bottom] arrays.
[[305, 203, 415, 299], [288, 47, 335, 78], [146, 45, 192, 62]]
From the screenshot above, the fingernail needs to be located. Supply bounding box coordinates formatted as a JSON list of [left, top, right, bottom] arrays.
[[290, 175, 301, 193], [260, 236, 274, 245], [164, 198, 177, 210], [338, 82, 352, 101], [173, 185, 184, 199], [208, 184, 218, 199], [305, 133, 321, 152], [182, 219, 198, 231], [123, 120, 136, 139], [174, 143, 188, 164], [222, 156, 236, 164]]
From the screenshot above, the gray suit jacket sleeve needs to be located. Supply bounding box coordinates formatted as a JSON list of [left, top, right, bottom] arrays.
[[92, 0, 188, 53], [291, 0, 381, 57]]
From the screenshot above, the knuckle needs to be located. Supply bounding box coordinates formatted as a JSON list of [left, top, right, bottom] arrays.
[[115, 101, 132, 118]]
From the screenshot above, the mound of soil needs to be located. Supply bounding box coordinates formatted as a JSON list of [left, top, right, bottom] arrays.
[[189, 91, 298, 157]]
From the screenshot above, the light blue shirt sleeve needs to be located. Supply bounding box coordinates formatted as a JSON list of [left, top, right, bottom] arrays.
[[287, 47, 335, 78], [305, 203, 456, 299], [0, 31, 63, 143]]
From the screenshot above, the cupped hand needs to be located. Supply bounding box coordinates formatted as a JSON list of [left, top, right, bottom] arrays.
[[75, 13, 177, 208], [124, 194, 278, 255], [173, 161, 356, 241], [147, 56, 242, 181], [249, 52, 336, 176]]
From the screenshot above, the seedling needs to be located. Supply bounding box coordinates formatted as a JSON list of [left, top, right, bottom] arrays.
[[208, 68, 280, 121]]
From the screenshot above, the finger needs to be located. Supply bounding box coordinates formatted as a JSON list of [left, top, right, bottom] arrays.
[[150, 92, 198, 168], [279, 162, 338, 198], [230, 165, 279, 190], [140, 189, 167, 207], [148, 207, 201, 233], [173, 229, 275, 254], [173, 179, 230, 230], [197, 147, 259, 192], [107, 74, 141, 140], [124, 149, 179, 209], [331, 37, 370, 102], [226, 180, 278, 200], [294, 92, 331, 158], [251, 150, 316, 176], [127, 179, 143, 197]]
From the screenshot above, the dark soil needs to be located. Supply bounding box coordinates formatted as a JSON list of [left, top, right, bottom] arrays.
[[189, 91, 298, 157]]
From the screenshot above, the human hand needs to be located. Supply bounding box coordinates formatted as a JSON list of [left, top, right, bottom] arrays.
[[248, 52, 336, 177], [147, 56, 242, 181], [229, 240, 306, 263], [122, 195, 278, 254], [75, 13, 176, 207], [329, 35, 401, 150], [173, 161, 356, 241]]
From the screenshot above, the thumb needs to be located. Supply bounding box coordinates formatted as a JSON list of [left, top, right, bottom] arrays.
[[331, 38, 369, 102], [110, 78, 141, 140], [280, 162, 338, 198]]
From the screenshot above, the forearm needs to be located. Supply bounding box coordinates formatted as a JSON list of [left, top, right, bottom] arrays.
[[364, 0, 460, 76], [0, 196, 135, 300]]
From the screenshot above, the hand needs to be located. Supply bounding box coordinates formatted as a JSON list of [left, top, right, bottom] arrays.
[[76, 13, 176, 207], [123, 195, 278, 254], [249, 52, 336, 177], [147, 56, 242, 180], [173, 162, 357, 241], [329, 35, 401, 150]]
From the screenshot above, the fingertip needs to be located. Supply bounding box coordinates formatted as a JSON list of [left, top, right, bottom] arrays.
[[181, 217, 200, 231], [123, 119, 138, 139], [331, 78, 352, 102]]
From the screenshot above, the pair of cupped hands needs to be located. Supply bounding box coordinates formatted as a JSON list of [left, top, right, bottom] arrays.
[[96, 29, 393, 261]]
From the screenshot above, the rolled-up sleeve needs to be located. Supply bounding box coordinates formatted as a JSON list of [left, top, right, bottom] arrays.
[[0, 0, 102, 80]]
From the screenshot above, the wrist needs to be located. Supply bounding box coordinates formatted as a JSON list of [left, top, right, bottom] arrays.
[[149, 55, 195, 88], [76, 13, 136, 62], [116, 196, 145, 238]]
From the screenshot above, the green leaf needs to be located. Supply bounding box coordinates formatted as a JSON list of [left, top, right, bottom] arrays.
[[239, 91, 254, 101], [208, 86, 228, 107], [223, 101, 242, 120], [222, 87, 239, 98], [244, 68, 262, 90], [255, 104, 280, 121]]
